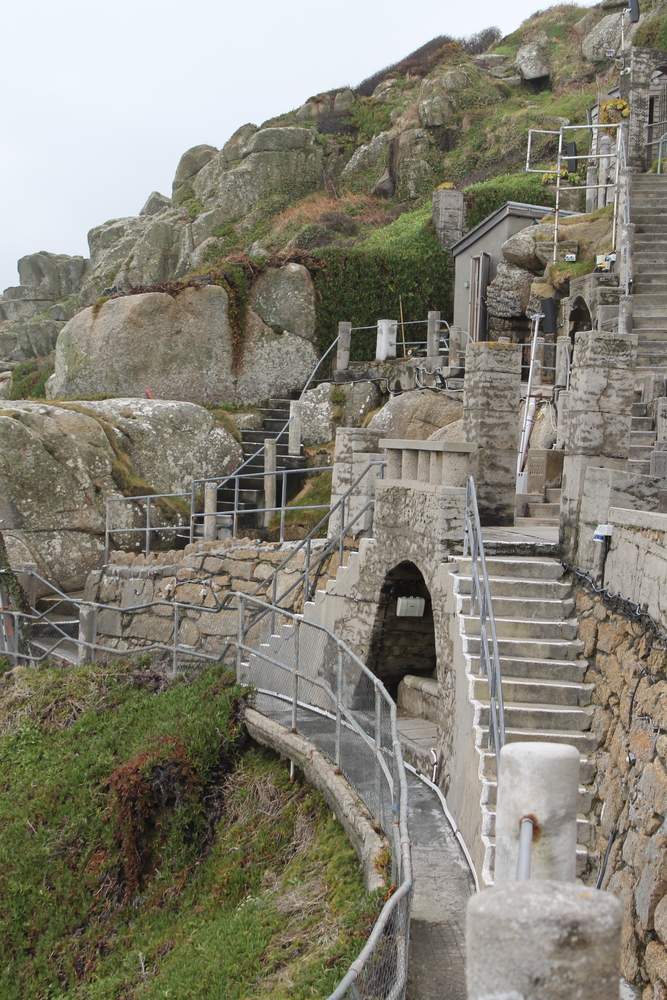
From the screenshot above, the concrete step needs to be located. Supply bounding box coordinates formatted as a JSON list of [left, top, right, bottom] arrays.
[[635, 330, 667, 342], [630, 430, 657, 446], [480, 725, 597, 753], [545, 488, 561, 503], [472, 674, 594, 707], [458, 594, 574, 621], [627, 459, 651, 475], [628, 444, 654, 461], [258, 408, 291, 422], [455, 557, 565, 580], [632, 316, 667, 329], [527, 502, 560, 518], [456, 575, 573, 600], [631, 414, 653, 429], [461, 614, 579, 641], [467, 653, 588, 683], [464, 634, 583, 660], [477, 699, 593, 732], [514, 515, 560, 528]]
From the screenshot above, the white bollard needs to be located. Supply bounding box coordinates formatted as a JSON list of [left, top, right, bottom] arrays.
[[376, 319, 397, 361], [336, 321, 351, 372], [77, 605, 97, 665], [494, 741, 579, 885], [204, 482, 218, 541], [466, 881, 622, 1000], [427, 310, 441, 364]]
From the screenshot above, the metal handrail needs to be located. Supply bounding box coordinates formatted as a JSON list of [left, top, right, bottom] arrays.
[[463, 476, 506, 761]]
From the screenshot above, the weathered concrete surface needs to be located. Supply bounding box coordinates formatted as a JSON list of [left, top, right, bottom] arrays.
[[47, 283, 319, 405], [560, 331, 637, 561], [300, 381, 382, 446], [368, 390, 462, 440], [467, 881, 622, 1000], [463, 341, 522, 525], [605, 507, 667, 626]]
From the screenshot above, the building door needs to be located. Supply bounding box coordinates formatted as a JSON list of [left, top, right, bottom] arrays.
[[469, 252, 491, 342]]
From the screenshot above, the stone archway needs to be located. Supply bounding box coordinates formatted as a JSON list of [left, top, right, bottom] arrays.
[[568, 295, 592, 335], [366, 560, 436, 699]]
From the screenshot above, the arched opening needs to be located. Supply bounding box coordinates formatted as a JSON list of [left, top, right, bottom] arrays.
[[367, 561, 436, 699], [568, 295, 592, 336]]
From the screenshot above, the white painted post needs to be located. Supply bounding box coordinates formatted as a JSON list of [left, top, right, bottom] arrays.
[[288, 401, 302, 457], [533, 337, 545, 388], [336, 321, 351, 372], [466, 881, 622, 1000], [494, 741, 580, 885], [204, 481, 217, 541], [427, 310, 441, 364], [264, 438, 277, 527], [376, 319, 397, 361], [598, 133, 612, 210], [586, 163, 598, 214]]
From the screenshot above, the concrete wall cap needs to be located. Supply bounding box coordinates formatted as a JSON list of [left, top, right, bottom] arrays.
[[380, 438, 477, 453], [608, 506, 667, 532]]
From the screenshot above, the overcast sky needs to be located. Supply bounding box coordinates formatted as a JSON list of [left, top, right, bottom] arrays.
[[0, 0, 598, 292]]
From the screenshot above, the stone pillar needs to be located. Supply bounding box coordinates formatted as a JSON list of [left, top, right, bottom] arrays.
[[466, 881, 622, 1000], [597, 133, 612, 210], [586, 163, 598, 214], [329, 428, 384, 538], [559, 330, 637, 561], [618, 295, 633, 335], [432, 187, 464, 248], [77, 605, 97, 665], [288, 401, 302, 456], [335, 321, 351, 373], [555, 335, 571, 389], [264, 439, 277, 528], [426, 310, 441, 364], [203, 482, 217, 542], [620, 221, 634, 296], [626, 48, 655, 169], [463, 342, 522, 524], [495, 742, 579, 885]]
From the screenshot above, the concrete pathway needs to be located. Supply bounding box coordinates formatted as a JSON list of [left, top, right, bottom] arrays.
[[406, 770, 476, 1000]]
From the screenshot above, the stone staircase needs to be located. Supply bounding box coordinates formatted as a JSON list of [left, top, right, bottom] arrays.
[[515, 488, 561, 527], [451, 555, 595, 884], [628, 387, 657, 475], [216, 397, 306, 532], [630, 173, 667, 377]]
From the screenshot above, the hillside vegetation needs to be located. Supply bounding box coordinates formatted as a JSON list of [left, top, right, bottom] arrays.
[[0, 659, 379, 1000]]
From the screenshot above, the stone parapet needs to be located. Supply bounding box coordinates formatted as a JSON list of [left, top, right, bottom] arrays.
[[379, 438, 475, 488]]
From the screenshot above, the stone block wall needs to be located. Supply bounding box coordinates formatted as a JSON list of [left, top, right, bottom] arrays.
[[605, 508, 667, 626], [576, 586, 667, 997], [84, 536, 338, 658]]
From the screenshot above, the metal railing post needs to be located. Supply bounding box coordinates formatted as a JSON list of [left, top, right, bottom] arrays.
[[280, 470, 287, 542], [145, 496, 152, 557], [335, 647, 343, 769], [374, 685, 382, 828], [233, 477, 240, 539], [291, 620, 299, 733], [104, 501, 110, 565], [189, 481, 196, 546], [172, 603, 179, 675], [236, 596, 245, 684]]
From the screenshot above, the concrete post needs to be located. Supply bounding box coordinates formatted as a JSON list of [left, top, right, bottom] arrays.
[[203, 482, 218, 542], [586, 163, 598, 214], [555, 335, 571, 389], [264, 438, 277, 527], [336, 321, 351, 373], [560, 330, 637, 561], [427, 311, 441, 364], [22, 563, 38, 610], [495, 742, 580, 885], [598, 134, 612, 210], [462, 342, 522, 524], [77, 605, 97, 665], [376, 319, 397, 362], [618, 294, 633, 336], [466, 881, 622, 1000], [432, 187, 464, 248], [288, 401, 302, 457]]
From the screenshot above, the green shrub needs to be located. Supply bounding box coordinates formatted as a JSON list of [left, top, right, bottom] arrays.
[[464, 172, 556, 229], [634, 8, 667, 50], [8, 359, 55, 400], [314, 203, 451, 360]]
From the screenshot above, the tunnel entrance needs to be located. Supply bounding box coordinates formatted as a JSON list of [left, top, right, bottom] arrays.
[[367, 561, 436, 699]]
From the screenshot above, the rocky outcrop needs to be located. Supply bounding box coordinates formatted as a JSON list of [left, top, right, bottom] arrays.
[[515, 42, 550, 80], [367, 390, 462, 439], [300, 381, 382, 446], [172, 144, 217, 203], [485, 261, 534, 319], [0, 399, 242, 590], [48, 276, 320, 406], [140, 191, 172, 216], [581, 13, 623, 61], [342, 132, 390, 176]]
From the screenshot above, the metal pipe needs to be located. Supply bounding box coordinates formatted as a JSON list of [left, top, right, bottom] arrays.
[[516, 816, 535, 881]]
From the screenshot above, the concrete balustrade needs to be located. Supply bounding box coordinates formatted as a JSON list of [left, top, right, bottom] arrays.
[[379, 439, 477, 488]]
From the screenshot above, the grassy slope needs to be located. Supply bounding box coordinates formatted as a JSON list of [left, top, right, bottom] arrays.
[[0, 660, 378, 1000]]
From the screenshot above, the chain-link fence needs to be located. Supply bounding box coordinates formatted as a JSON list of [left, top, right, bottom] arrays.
[[0, 575, 412, 1000], [237, 594, 412, 1000]]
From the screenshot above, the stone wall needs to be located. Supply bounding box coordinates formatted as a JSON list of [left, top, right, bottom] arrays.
[[576, 586, 667, 997], [84, 536, 339, 657], [605, 508, 667, 626]]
